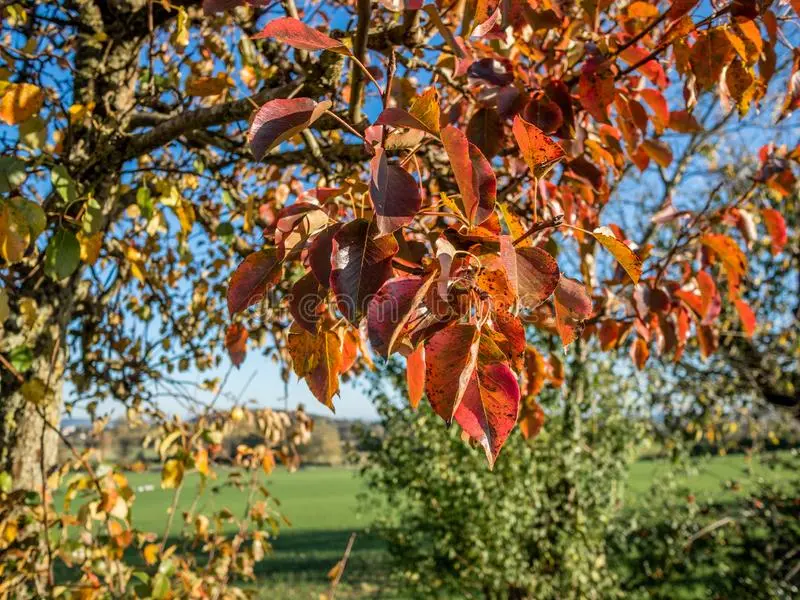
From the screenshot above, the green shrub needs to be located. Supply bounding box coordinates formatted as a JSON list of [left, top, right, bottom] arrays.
[[359, 355, 642, 599]]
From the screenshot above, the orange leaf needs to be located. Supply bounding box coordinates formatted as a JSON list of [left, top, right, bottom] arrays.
[[0, 83, 44, 125], [253, 17, 351, 54], [761, 208, 787, 255], [512, 115, 565, 179], [406, 344, 425, 409], [224, 323, 248, 367], [734, 298, 756, 337], [591, 228, 642, 284], [630, 338, 650, 370], [553, 277, 593, 347], [519, 398, 545, 441]]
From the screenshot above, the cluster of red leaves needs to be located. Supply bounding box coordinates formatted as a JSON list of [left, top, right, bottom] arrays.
[[224, 2, 796, 467]]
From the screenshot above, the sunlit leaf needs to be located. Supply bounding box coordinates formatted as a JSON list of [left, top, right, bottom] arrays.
[[248, 98, 332, 160]]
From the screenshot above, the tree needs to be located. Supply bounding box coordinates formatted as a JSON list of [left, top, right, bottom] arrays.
[[0, 0, 798, 596]]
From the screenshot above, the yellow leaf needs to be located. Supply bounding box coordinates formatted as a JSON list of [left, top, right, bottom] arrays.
[[174, 199, 195, 234], [19, 297, 37, 328], [143, 543, 159, 566], [262, 450, 275, 475], [0, 200, 30, 263], [160, 458, 184, 489], [78, 231, 102, 265], [68, 103, 94, 125], [195, 448, 209, 476], [185, 74, 232, 97], [2, 521, 18, 544], [409, 88, 440, 135], [591, 228, 642, 284], [0, 83, 43, 125], [171, 7, 190, 49]]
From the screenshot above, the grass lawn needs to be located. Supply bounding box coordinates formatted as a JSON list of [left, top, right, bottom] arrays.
[[58, 451, 798, 598]]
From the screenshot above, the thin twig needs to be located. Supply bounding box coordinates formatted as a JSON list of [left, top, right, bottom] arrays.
[[328, 532, 357, 600]]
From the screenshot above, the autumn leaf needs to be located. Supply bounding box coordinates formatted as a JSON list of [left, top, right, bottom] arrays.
[[701, 234, 748, 298], [761, 208, 787, 255], [630, 338, 650, 370], [441, 125, 496, 225], [591, 228, 642, 284], [696, 270, 721, 325], [424, 323, 480, 423], [525, 346, 547, 396], [734, 298, 756, 337], [248, 98, 332, 160], [641, 139, 673, 168], [185, 74, 233, 97], [513, 246, 561, 309], [467, 107, 503, 158], [253, 17, 350, 55], [512, 116, 565, 179], [143, 543, 159, 566], [519, 397, 545, 441], [553, 277, 593, 346], [224, 323, 248, 367], [369, 149, 422, 234], [308, 224, 343, 289], [0, 83, 44, 125], [375, 88, 441, 136], [598, 319, 621, 350], [287, 324, 341, 411], [289, 272, 326, 333], [330, 219, 399, 324], [454, 357, 520, 469], [227, 248, 282, 316], [161, 458, 184, 489], [578, 61, 616, 122], [406, 344, 425, 409], [367, 272, 435, 357]]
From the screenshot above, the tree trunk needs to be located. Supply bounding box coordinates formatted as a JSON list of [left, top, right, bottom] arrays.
[[0, 303, 66, 491]]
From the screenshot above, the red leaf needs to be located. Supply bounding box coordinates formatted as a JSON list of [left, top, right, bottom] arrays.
[[667, 0, 699, 20], [466, 107, 503, 159], [525, 346, 547, 396], [734, 298, 756, 337], [289, 271, 326, 333], [620, 46, 668, 88], [308, 224, 343, 289], [287, 324, 342, 411], [454, 358, 521, 469], [630, 337, 649, 370], [761, 208, 787, 255], [253, 17, 350, 54], [441, 125, 496, 225], [578, 60, 616, 122], [224, 323, 248, 367], [599, 319, 620, 350], [512, 116, 565, 178], [375, 108, 437, 136], [330, 219, 399, 324], [369, 149, 422, 234], [407, 344, 425, 409], [696, 270, 721, 325], [248, 98, 332, 160], [227, 248, 282, 316], [701, 234, 748, 298], [367, 272, 435, 357], [519, 397, 545, 441], [697, 324, 718, 359], [553, 277, 593, 346], [514, 246, 561, 309], [424, 323, 480, 423]]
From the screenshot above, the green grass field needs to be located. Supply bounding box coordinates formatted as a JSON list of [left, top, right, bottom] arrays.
[[60, 451, 798, 598]]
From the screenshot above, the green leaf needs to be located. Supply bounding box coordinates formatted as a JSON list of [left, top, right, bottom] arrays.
[[9, 346, 33, 373], [136, 187, 153, 220], [51, 165, 77, 205], [44, 228, 80, 280], [15, 198, 46, 240], [0, 157, 26, 193], [216, 221, 234, 242], [81, 196, 102, 234], [19, 117, 46, 149], [0, 471, 12, 493]]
